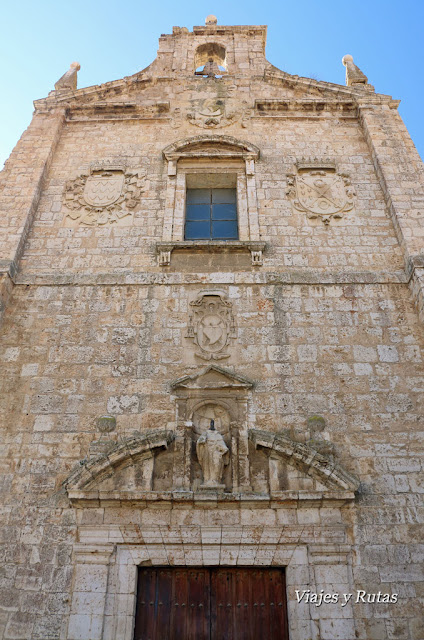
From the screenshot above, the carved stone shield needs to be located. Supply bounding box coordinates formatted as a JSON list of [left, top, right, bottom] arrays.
[[83, 172, 125, 207], [197, 312, 228, 354], [286, 165, 355, 224], [187, 97, 247, 129], [296, 172, 347, 216], [63, 163, 146, 227], [187, 292, 236, 360]]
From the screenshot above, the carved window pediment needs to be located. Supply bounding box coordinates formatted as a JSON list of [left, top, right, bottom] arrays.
[[163, 135, 260, 163]]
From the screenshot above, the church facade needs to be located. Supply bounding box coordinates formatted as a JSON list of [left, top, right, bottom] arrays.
[[0, 16, 423, 640]]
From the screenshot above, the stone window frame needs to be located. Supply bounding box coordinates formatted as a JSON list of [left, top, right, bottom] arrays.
[[68, 537, 356, 640], [157, 135, 265, 266]]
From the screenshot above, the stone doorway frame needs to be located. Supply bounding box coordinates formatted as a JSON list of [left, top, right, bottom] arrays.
[[67, 531, 356, 640]]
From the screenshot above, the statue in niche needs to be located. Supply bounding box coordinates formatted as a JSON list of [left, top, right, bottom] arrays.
[[196, 420, 229, 489]]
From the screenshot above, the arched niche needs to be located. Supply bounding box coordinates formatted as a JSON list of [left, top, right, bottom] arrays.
[[171, 365, 253, 493], [194, 43, 227, 76], [190, 401, 232, 491]]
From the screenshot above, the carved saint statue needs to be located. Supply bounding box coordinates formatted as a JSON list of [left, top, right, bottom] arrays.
[[196, 420, 229, 489]]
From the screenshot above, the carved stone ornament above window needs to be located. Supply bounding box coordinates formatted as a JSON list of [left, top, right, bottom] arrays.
[[286, 158, 356, 225], [156, 240, 266, 266], [63, 161, 146, 226], [187, 97, 249, 129]]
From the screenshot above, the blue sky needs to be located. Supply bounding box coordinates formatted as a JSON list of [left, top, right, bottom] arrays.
[[1, 0, 423, 168]]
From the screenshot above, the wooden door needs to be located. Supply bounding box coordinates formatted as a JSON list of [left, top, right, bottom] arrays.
[[211, 568, 288, 640], [133, 567, 288, 640]]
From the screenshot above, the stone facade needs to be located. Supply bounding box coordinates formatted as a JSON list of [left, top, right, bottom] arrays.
[[0, 16, 423, 640]]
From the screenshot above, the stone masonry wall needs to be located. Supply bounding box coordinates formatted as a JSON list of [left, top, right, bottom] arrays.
[[1, 280, 423, 638], [19, 114, 404, 275], [1, 19, 423, 640]]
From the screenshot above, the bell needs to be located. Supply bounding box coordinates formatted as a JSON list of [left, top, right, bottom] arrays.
[[202, 59, 221, 78]]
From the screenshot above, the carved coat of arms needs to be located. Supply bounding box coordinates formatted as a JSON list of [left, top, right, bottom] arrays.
[[63, 162, 146, 226], [187, 97, 248, 129], [187, 292, 236, 360], [286, 160, 355, 224]]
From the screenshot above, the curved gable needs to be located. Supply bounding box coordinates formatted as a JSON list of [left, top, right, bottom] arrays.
[[64, 430, 174, 491], [249, 428, 359, 493]]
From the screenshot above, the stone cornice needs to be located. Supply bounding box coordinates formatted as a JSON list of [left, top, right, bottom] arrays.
[[262, 67, 398, 106], [67, 488, 356, 507], [12, 269, 408, 286], [32, 63, 398, 113]]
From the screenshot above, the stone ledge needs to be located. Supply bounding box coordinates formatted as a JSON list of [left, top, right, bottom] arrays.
[[14, 269, 408, 286], [67, 488, 356, 507], [156, 240, 266, 266]]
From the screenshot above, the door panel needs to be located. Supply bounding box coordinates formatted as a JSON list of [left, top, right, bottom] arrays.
[[134, 567, 288, 640]]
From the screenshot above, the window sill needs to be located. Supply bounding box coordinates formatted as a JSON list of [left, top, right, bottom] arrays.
[[156, 240, 266, 266]]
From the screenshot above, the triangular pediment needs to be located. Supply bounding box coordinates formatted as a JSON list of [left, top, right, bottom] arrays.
[[33, 61, 396, 117], [33, 35, 396, 113], [171, 365, 253, 390]]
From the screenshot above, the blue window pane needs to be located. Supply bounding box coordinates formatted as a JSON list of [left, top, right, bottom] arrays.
[[186, 189, 211, 204], [212, 220, 238, 239], [185, 188, 238, 240], [185, 220, 211, 239], [186, 204, 210, 220], [212, 189, 236, 204], [212, 203, 237, 220]]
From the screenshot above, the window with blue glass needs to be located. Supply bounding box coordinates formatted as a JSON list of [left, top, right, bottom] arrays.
[[185, 188, 238, 240]]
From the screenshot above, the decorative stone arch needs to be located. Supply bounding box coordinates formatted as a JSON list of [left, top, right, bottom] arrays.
[[163, 134, 260, 161], [158, 135, 265, 265], [249, 428, 360, 495], [64, 430, 174, 502]]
